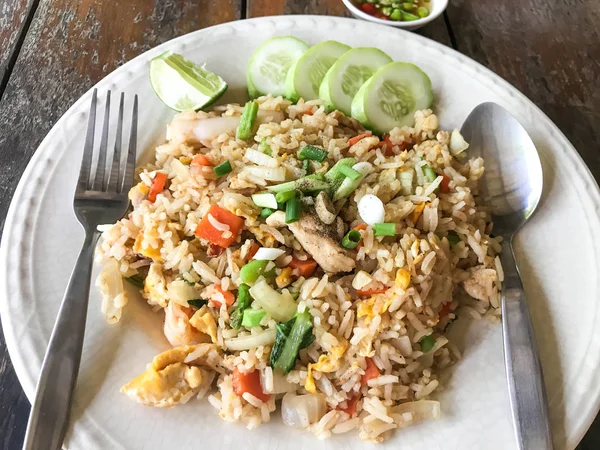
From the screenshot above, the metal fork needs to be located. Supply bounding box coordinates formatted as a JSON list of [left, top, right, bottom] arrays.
[[23, 89, 138, 450]]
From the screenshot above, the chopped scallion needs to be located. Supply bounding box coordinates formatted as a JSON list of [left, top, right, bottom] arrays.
[[342, 229, 362, 249], [447, 231, 460, 247], [242, 309, 266, 328], [420, 334, 435, 352], [373, 223, 396, 236], [236, 100, 259, 140], [188, 299, 208, 309], [252, 192, 278, 209], [297, 144, 328, 162], [124, 274, 144, 289], [259, 137, 272, 156], [303, 159, 312, 175], [423, 164, 437, 183], [260, 208, 275, 218], [214, 160, 232, 177], [339, 164, 362, 181], [285, 197, 301, 223], [275, 190, 296, 204]]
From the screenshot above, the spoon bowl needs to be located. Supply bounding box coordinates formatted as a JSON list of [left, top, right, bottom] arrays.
[[460, 102, 543, 235]]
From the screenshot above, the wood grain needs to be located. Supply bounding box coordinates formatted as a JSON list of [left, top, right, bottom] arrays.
[[0, 1, 242, 448], [0, 0, 36, 96]]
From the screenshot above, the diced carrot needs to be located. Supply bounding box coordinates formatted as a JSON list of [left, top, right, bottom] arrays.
[[232, 367, 271, 403], [439, 301, 452, 319], [361, 357, 381, 386], [304, 109, 314, 116], [148, 172, 167, 203], [247, 241, 260, 260], [192, 154, 213, 166], [379, 134, 394, 156], [207, 243, 224, 257], [348, 132, 372, 147], [356, 287, 388, 297], [209, 285, 235, 308], [353, 224, 367, 250], [336, 394, 360, 417], [195, 205, 245, 248], [288, 256, 318, 278], [440, 174, 451, 194]]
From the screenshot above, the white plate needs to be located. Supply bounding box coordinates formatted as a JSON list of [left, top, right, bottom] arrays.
[[1, 16, 599, 450]]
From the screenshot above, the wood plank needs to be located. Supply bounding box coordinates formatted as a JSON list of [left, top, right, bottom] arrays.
[[445, 0, 600, 182], [0, 0, 36, 96], [247, 1, 452, 45], [0, 2, 242, 448]]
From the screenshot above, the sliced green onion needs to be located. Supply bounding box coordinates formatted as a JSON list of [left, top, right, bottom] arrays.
[[447, 231, 460, 247], [401, 10, 420, 21], [342, 230, 362, 249], [297, 144, 328, 162], [417, 6, 429, 17], [390, 8, 402, 20], [242, 309, 266, 328], [229, 284, 252, 329], [259, 137, 273, 156], [303, 159, 313, 175], [260, 208, 275, 218], [423, 164, 437, 183], [268, 174, 329, 194], [188, 299, 208, 309], [214, 160, 232, 177], [124, 274, 144, 289], [324, 158, 356, 184], [285, 197, 301, 223], [252, 192, 278, 209], [420, 334, 435, 352], [339, 164, 362, 181], [240, 260, 273, 284], [236, 100, 259, 140], [373, 223, 396, 236], [275, 190, 296, 204]]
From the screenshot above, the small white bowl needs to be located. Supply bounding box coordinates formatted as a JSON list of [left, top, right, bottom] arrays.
[[341, 0, 448, 31]]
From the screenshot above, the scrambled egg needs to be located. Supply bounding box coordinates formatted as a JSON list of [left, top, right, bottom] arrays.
[[143, 263, 168, 308], [410, 203, 426, 224], [305, 339, 348, 394], [395, 268, 411, 290], [120, 345, 215, 408], [189, 306, 218, 344], [133, 231, 162, 261]]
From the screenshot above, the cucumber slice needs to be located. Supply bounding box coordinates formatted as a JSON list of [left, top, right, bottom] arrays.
[[285, 40, 351, 102], [351, 62, 433, 134], [247, 36, 309, 98], [150, 51, 228, 112], [319, 47, 392, 115]]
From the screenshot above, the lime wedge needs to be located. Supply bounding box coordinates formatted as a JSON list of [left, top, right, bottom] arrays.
[[150, 50, 228, 111]]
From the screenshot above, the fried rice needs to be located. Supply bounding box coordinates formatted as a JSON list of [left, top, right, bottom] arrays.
[[95, 95, 502, 443]]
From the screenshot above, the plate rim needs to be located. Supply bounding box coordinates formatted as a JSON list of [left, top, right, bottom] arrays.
[[1, 14, 599, 449]]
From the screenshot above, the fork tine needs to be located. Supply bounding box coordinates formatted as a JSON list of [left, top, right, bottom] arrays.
[[107, 93, 125, 191], [121, 94, 138, 193], [77, 89, 97, 192], [92, 91, 111, 191]]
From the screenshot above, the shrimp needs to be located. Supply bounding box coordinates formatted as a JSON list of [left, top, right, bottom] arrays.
[[163, 301, 210, 347]]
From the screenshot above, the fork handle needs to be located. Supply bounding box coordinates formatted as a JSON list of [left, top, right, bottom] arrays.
[[501, 238, 553, 450], [23, 231, 99, 450]]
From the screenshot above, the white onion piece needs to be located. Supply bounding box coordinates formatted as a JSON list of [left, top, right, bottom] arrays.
[[170, 158, 189, 181], [260, 370, 296, 394], [449, 129, 469, 155], [193, 110, 286, 141], [166, 280, 202, 306], [244, 166, 286, 181], [96, 259, 128, 324], [249, 279, 297, 322], [391, 400, 441, 420], [224, 329, 276, 351], [281, 393, 327, 428], [245, 148, 278, 167], [253, 247, 286, 261], [358, 194, 385, 225]]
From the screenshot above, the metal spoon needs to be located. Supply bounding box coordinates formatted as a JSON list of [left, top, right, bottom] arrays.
[[460, 102, 552, 450]]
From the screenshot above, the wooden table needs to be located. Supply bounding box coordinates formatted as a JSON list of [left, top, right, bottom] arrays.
[[0, 1, 598, 448]]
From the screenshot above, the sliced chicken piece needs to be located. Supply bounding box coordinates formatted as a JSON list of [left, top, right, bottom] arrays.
[[267, 211, 355, 274], [120, 344, 222, 408]]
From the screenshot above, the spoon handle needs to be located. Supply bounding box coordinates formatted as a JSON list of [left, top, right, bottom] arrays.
[[501, 239, 553, 450]]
